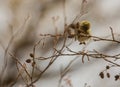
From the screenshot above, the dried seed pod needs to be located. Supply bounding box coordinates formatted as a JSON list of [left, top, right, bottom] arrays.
[[32, 61, 36, 67], [99, 72, 104, 79], [26, 59, 31, 63], [106, 66, 110, 69], [106, 73, 110, 78], [30, 53, 34, 58], [115, 75, 119, 81]]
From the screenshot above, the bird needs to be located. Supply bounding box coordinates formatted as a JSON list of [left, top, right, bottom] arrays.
[[75, 20, 91, 44], [68, 20, 91, 44]]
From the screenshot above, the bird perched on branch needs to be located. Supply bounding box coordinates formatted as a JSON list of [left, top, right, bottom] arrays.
[[68, 20, 91, 44]]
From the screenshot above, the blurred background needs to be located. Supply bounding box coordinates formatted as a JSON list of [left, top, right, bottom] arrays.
[[0, 0, 120, 87]]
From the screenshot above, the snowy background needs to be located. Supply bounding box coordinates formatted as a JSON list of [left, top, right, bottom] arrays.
[[0, 0, 120, 87]]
